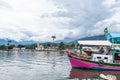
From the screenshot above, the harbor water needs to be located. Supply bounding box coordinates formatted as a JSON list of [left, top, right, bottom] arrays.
[[0, 50, 120, 80]]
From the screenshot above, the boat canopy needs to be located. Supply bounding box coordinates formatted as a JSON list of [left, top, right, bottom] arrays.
[[107, 33, 120, 43], [78, 40, 112, 46]]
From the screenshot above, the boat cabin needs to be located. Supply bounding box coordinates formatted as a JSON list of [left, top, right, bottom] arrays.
[[92, 54, 113, 63], [66, 33, 120, 70], [77, 40, 120, 63], [107, 33, 120, 62]]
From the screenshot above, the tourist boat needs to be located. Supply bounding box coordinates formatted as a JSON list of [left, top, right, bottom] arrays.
[[66, 33, 120, 70]]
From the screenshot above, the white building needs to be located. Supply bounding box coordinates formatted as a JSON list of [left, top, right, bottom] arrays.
[[35, 43, 44, 50]]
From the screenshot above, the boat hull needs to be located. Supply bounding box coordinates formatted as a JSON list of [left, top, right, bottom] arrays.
[[66, 50, 120, 71]]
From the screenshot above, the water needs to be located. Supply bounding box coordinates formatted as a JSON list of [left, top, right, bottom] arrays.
[[0, 50, 120, 80], [0, 50, 71, 80]]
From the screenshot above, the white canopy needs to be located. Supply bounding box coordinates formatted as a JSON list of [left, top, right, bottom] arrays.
[[78, 40, 112, 46]]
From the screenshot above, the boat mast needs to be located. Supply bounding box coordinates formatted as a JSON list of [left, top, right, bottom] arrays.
[[80, 44, 82, 54], [111, 38, 115, 63]]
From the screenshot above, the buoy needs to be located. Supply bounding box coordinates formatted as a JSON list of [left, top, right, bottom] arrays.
[[98, 60, 104, 66]]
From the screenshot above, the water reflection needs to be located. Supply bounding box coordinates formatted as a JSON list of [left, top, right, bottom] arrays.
[[2, 50, 120, 80], [0, 50, 71, 80], [69, 68, 120, 80]]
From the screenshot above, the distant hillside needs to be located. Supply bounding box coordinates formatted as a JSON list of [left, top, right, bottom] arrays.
[[0, 39, 36, 45], [69, 35, 107, 44], [0, 39, 9, 45], [79, 35, 106, 40], [0, 39, 59, 45], [0, 35, 107, 45], [55, 37, 76, 43]]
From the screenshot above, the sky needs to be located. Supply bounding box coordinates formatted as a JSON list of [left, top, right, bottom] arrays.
[[0, 0, 120, 42]]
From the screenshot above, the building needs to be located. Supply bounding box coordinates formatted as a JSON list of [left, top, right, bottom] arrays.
[[35, 43, 44, 51]]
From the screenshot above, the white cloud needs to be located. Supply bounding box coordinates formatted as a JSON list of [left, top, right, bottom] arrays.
[[95, 0, 120, 33], [53, 0, 120, 38], [0, 0, 71, 42], [103, 0, 116, 8], [0, 0, 120, 42]]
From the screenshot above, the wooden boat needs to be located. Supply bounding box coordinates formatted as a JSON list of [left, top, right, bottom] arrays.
[[66, 33, 120, 71]]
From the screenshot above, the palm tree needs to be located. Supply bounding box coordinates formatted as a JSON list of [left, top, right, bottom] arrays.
[[51, 35, 56, 48], [51, 35, 56, 43], [7, 40, 12, 50], [7, 40, 12, 46]]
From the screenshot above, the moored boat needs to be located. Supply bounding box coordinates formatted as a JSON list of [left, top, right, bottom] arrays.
[[66, 33, 120, 70]]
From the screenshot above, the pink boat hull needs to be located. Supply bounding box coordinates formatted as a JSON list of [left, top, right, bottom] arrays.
[[66, 50, 120, 70]]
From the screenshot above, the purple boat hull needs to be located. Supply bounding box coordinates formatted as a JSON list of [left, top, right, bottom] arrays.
[[66, 50, 120, 71]]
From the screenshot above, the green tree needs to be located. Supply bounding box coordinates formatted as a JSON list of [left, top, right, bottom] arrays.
[[51, 35, 56, 48], [51, 35, 56, 43], [0, 45, 6, 50], [8, 44, 15, 49], [17, 44, 25, 48], [47, 43, 51, 47], [69, 43, 75, 49], [26, 44, 36, 49], [59, 42, 65, 50], [7, 40, 12, 46]]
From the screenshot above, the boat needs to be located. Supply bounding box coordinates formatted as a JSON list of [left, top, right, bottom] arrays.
[[65, 33, 120, 70]]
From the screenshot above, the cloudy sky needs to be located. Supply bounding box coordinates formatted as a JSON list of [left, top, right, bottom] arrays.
[[0, 0, 120, 42]]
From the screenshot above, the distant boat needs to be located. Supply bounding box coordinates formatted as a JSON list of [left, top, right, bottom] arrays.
[[65, 33, 120, 71]]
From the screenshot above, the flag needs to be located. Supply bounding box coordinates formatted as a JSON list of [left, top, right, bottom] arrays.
[[104, 27, 108, 35]]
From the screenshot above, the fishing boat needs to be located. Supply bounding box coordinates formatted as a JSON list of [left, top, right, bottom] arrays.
[[66, 33, 120, 70]]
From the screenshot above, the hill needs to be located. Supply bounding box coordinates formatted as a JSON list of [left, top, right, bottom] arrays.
[[69, 35, 107, 44], [79, 35, 106, 40], [0, 35, 107, 45]]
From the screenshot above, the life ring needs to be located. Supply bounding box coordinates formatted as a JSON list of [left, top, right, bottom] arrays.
[[98, 60, 104, 66]]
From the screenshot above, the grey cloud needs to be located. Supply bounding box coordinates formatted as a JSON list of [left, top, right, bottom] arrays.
[[0, 0, 119, 42], [53, 0, 118, 39], [0, 0, 12, 9]]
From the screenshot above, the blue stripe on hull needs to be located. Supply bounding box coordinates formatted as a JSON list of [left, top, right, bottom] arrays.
[[72, 66, 117, 71]]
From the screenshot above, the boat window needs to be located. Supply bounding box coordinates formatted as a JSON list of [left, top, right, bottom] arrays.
[[118, 54, 120, 56], [104, 57, 108, 59], [97, 57, 101, 59]]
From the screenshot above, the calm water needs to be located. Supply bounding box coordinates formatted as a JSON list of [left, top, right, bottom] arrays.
[[0, 50, 120, 80]]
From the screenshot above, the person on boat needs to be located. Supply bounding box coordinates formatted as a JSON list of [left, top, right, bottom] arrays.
[[106, 48, 112, 55], [99, 47, 104, 54]]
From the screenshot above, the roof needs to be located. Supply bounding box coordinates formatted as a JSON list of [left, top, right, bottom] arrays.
[[106, 33, 120, 43], [107, 33, 120, 40], [78, 40, 112, 46]]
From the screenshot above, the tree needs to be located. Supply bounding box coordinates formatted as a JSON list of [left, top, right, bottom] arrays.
[[17, 44, 25, 48], [8, 44, 15, 49], [51, 35, 56, 43], [0, 45, 6, 50], [47, 43, 50, 47], [7, 40, 12, 46], [7, 40, 13, 50], [69, 43, 75, 49], [59, 42, 65, 50], [26, 44, 36, 49], [51, 35, 56, 48]]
